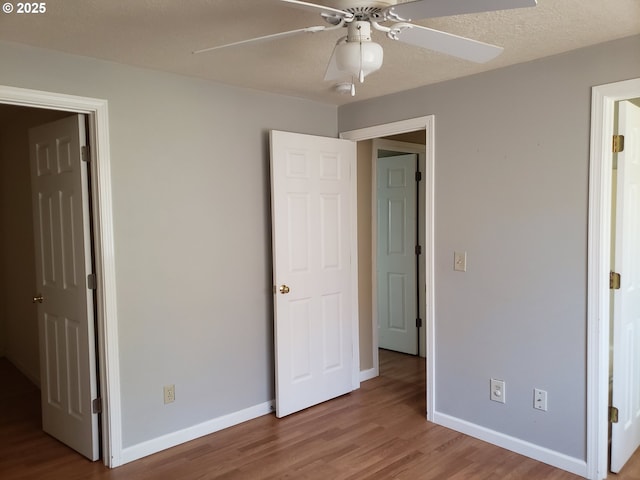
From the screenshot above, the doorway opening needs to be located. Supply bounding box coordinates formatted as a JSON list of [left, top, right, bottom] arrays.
[[0, 105, 95, 460], [608, 97, 640, 475], [587, 78, 640, 480], [373, 137, 426, 359], [0, 85, 121, 467], [341, 115, 435, 421], [0, 104, 102, 460]]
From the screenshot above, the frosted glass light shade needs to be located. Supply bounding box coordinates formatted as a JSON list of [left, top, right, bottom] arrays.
[[334, 41, 383, 79]]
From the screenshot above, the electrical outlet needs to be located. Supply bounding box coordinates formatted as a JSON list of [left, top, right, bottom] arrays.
[[490, 378, 505, 404], [454, 251, 467, 272], [534, 388, 547, 411], [164, 384, 175, 404]]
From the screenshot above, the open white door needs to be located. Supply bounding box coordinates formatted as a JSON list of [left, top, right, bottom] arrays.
[[377, 154, 418, 355], [611, 100, 640, 473], [29, 114, 99, 461], [270, 130, 355, 418]]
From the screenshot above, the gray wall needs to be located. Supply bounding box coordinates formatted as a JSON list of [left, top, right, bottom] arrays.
[[0, 40, 338, 448], [340, 34, 640, 460]]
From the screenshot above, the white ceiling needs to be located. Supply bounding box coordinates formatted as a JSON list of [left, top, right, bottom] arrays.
[[0, 0, 638, 105]]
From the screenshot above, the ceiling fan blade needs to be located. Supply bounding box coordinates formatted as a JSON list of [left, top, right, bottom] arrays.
[[393, 24, 503, 63], [193, 25, 327, 54], [280, 0, 354, 20], [385, 0, 536, 21]]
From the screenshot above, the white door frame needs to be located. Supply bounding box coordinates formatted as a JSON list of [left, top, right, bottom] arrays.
[[341, 115, 435, 421], [587, 77, 640, 480], [0, 85, 122, 467], [372, 139, 426, 364]]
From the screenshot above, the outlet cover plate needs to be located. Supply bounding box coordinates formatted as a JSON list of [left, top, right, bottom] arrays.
[[490, 378, 505, 403], [534, 388, 547, 411], [164, 385, 175, 404]]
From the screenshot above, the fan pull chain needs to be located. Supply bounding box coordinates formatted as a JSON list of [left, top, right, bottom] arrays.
[[358, 24, 365, 84]]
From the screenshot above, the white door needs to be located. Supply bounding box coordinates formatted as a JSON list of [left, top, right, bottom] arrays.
[[29, 115, 99, 461], [270, 130, 355, 418], [377, 154, 418, 355], [611, 100, 640, 473]]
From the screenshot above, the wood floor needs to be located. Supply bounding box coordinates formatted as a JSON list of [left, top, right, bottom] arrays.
[[1, 351, 639, 479]]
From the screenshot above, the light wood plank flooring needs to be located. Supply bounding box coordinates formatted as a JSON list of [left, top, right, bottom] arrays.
[[1, 352, 638, 479]]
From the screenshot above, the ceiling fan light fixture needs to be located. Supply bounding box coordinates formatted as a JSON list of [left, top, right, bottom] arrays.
[[334, 40, 383, 81]]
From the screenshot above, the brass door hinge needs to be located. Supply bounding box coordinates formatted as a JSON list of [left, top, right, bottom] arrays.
[[613, 135, 625, 153], [610, 271, 621, 290], [92, 397, 102, 414], [609, 406, 619, 423]]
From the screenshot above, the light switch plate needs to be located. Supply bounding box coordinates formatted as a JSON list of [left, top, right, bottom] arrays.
[[454, 251, 467, 272]]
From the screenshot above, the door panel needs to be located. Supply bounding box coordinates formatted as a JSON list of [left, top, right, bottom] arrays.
[[270, 130, 355, 418], [29, 115, 99, 461], [611, 100, 640, 473], [377, 154, 418, 355]]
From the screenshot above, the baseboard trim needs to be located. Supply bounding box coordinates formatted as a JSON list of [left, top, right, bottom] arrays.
[[120, 400, 275, 465], [359, 367, 377, 382], [433, 412, 588, 478]]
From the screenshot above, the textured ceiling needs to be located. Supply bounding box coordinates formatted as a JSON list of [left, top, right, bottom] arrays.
[[0, 0, 638, 105]]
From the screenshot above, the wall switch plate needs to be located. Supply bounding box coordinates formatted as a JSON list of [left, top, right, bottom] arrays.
[[534, 388, 547, 411], [454, 251, 467, 272], [490, 378, 505, 403], [164, 384, 175, 404]]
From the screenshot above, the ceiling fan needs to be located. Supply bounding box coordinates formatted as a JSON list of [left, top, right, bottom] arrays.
[[194, 0, 537, 96]]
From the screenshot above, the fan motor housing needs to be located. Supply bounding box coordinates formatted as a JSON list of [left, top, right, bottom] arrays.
[[329, 1, 393, 18], [330, 0, 393, 9], [347, 21, 372, 41]]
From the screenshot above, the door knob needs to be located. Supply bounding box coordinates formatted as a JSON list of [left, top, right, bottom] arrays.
[[32, 295, 44, 304], [279, 285, 290, 294]]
